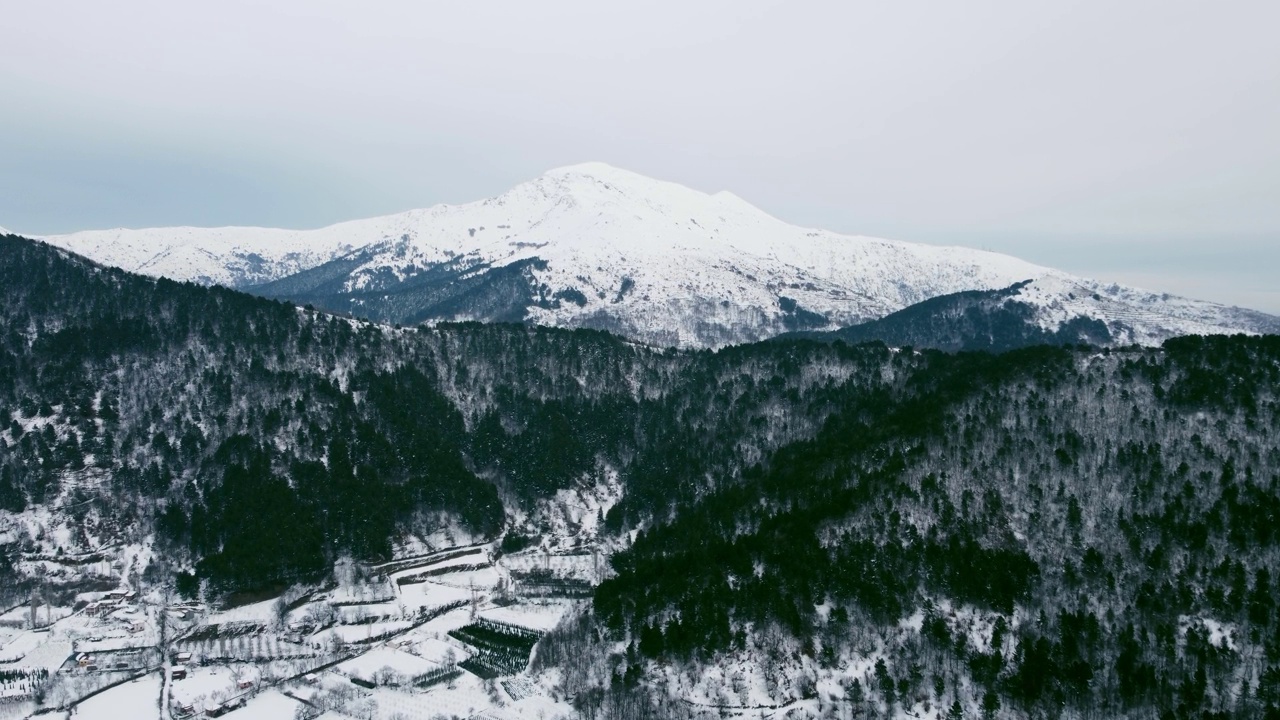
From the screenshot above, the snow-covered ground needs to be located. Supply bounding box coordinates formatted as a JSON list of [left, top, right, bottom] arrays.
[[402, 637, 466, 667], [365, 673, 495, 719], [407, 606, 478, 638], [396, 581, 473, 614], [0, 631, 46, 665], [71, 673, 162, 720], [222, 688, 302, 720], [9, 637, 71, 672], [322, 621, 414, 645], [168, 664, 243, 709], [479, 604, 571, 634], [209, 599, 279, 624], [334, 647, 446, 684], [416, 566, 502, 591], [1179, 615, 1239, 652]]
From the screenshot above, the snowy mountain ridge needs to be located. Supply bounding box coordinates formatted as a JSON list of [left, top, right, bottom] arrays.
[[36, 163, 1280, 348]]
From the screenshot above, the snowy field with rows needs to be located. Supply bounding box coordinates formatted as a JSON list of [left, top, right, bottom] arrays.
[[0, 537, 582, 719]]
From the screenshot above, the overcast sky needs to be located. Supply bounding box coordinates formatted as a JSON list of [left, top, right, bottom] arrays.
[[3, 1, 1278, 313]]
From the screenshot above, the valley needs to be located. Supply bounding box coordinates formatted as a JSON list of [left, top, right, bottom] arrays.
[[0, 537, 590, 720]]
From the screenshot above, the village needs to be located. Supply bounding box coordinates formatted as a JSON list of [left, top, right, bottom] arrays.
[[0, 540, 600, 720]]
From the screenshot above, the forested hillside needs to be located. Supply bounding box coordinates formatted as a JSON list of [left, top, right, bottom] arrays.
[[0, 234, 889, 599], [591, 336, 1280, 718], [4, 233, 1280, 718], [782, 281, 1115, 352]]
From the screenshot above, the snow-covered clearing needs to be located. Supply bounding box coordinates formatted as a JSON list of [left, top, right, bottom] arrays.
[[480, 603, 570, 634], [335, 646, 449, 685], [71, 672, 161, 719], [322, 621, 413, 645], [396, 580, 472, 613], [221, 689, 302, 720]]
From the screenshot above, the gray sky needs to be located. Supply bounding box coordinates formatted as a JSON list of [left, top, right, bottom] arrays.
[[3, 1, 1278, 313]]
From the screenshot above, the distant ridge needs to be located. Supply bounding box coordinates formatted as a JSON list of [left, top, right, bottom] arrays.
[[780, 281, 1114, 352], [35, 163, 1280, 348]]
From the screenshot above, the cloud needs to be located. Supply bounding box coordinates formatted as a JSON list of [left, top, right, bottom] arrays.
[[2, 0, 1277, 312]]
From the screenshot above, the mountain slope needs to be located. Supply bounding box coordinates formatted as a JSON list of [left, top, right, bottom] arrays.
[[785, 277, 1280, 351], [40, 163, 1276, 349], [780, 281, 1112, 351], [6, 233, 1280, 717], [589, 335, 1280, 718], [0, 233, 894, 597]]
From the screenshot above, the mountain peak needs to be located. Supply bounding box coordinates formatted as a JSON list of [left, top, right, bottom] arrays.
[[530, 162, 655, 194], [537, 162, 698, 191], [528, 162, 738, 210], [541, 161, 635, 179]]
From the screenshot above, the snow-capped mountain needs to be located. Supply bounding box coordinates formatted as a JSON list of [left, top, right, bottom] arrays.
[[37, 162, 1280, 348]]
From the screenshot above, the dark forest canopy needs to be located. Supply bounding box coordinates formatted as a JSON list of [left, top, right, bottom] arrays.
[[779, 280, 1114, 352]]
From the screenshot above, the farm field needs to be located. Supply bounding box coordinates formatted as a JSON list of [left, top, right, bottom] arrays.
[[72, 672, 161, 720], [0, 539, 584, 719]]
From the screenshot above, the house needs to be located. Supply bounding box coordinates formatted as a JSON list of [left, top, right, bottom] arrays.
[[171, 665, 187, 680], [237, 679, 254, 690], [86, 598, 120, 617], [175, 651, 192, 663]]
